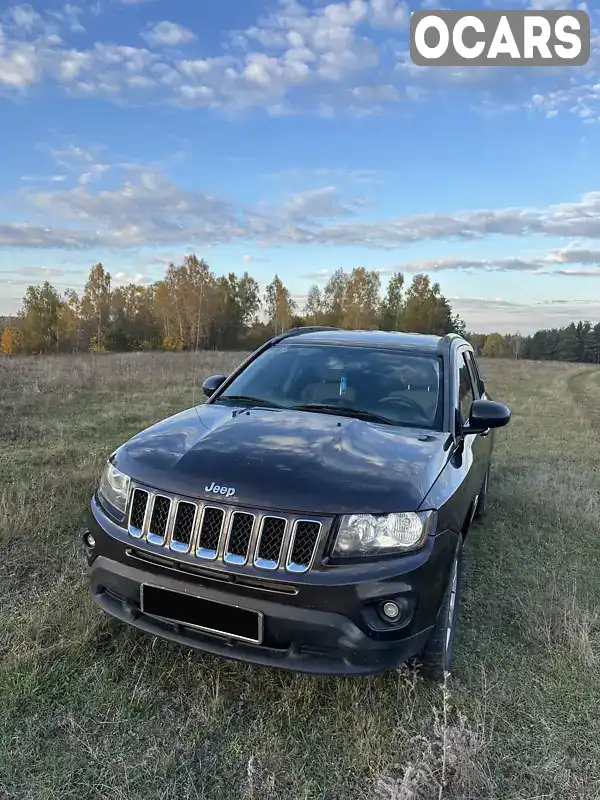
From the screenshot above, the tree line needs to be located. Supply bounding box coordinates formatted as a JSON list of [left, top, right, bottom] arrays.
[[2, 256, 599, 362], [469, 324, 600, 364], [0, 256, 465, 355]]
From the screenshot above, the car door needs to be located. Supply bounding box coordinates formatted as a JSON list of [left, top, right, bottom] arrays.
[[457, 347, 489, 505]]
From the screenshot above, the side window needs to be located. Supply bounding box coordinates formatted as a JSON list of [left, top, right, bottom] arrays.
[[464, 351, 482, 399], [458, 353, 475, 421]]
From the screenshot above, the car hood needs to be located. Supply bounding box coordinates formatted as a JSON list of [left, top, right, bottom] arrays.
[[113, 403, 451, 515]]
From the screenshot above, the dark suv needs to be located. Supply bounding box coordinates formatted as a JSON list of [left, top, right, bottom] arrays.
[[84, 328, 510, 678]]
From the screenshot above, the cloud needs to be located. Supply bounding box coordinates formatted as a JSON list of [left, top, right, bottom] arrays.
[[21, 174, 67, 183], [243, 254, 270, 263], [49, 4, 85, 34], [9, 4, 43, 31], [143, 21, 196, 47], [387, 251, 600, 276], [369, 0, 409, 30], [263, 167, 381, 185], [50, 145, 95, 165], [0, 0, 597, 120], [273, 191, 600, 248], [78, 163, 110, 185], [282, 186, 368, 221], [451, 297, 600, 334], [546, 248, 600, 264], [300, 268, 332, 280], [113, 271, 153, 286], [0, 265, 65, 279], [9, 157, 600, 258]]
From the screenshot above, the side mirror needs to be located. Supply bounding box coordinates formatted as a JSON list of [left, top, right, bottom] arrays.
[[466, 399, 510, 435], [202, 374, 226, 398]]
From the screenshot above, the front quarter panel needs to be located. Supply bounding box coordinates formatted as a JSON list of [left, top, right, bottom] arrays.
[[418, 447, 473, 535]]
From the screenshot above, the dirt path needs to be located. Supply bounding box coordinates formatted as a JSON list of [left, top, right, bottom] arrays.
[[568, 368, 600, 432]]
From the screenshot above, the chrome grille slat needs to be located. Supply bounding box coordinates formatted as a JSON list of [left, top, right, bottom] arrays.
[[224, 512, 255, 565], [170, 500, 197, 553], [287, 520, 321, 573], [125, 485, 327, 573], [196, 506, 225, 560], [254, 516, 287, 571], [147, 494, 172, 546], [128, 488, 149, 539]]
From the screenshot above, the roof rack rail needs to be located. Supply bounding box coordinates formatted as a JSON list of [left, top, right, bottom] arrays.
[[272, 325, 339, 343]]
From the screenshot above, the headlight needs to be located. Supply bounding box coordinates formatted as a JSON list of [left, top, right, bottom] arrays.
[[98, 462, 131, 516], [333, 511, 435, 556]]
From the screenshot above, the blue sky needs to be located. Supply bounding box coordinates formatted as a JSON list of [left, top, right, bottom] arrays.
[[1, 0, 600, 332]]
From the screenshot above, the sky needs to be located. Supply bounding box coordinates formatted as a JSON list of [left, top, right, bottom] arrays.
[[1, 0, 600, 333]]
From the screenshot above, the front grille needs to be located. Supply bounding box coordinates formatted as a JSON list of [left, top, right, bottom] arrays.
[[123, 484, 326, 573]]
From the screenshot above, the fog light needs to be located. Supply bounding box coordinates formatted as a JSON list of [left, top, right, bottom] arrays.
[[84, 531, 96, 549], [382, 601, 400, 620]]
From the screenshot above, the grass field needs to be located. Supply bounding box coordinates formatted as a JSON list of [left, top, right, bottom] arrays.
[[2, 352, 600, 800]]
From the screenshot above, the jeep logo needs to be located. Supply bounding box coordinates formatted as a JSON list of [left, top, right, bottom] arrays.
[[205, 481, 236, 498]]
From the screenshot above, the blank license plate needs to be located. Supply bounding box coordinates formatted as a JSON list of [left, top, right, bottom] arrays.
[[140, 584, 263, 644]]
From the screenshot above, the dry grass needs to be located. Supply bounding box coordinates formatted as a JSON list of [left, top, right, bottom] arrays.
[[1, 352, 600, 799]]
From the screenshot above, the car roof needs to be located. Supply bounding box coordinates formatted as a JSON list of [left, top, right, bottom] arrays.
[[280, 328, 445, 353]]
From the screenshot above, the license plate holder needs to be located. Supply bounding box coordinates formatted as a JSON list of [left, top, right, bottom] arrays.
[[140, 584, 263, 645]]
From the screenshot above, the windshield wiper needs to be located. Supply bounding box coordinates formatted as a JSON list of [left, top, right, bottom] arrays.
[[216, 395, 283, 409], [290, 403, 395, 426]]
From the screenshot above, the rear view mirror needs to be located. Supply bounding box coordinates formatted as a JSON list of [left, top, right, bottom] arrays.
[[466, 399, 510, 434], [202, 374, 226, 398]]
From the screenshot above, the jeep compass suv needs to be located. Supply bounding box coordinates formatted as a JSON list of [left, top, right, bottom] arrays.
[[84, 328, 510, 678]]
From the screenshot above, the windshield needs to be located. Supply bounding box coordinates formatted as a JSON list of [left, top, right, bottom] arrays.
[[216, 344, 444, 430]]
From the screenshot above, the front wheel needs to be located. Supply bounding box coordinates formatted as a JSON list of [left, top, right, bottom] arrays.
[[418, 540, 463, 681]]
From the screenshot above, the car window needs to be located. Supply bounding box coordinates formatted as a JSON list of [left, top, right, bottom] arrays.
[[464, 351, 482, 397], [458, 352, 475, 421], [217, 343, 444, 430]]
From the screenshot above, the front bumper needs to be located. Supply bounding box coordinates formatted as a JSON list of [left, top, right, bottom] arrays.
[[85, 501, 460, 676]]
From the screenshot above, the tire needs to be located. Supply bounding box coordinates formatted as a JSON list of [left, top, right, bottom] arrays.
[[473, 464, 490, 520], [418, 540, 463, 681]]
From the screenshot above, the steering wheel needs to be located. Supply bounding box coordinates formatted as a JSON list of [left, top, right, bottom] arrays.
[[315, 396, 352, 407], [376, 395, 431, 422]]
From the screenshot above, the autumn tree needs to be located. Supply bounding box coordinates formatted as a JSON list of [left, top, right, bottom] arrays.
[[19, 282, 65, 353], [304, 285, 324, 325], [81, 263, 112, 350], [0, 326, 22, 355], [209, 272, 260, 349], [342, 267, 381, 330], [403, 274, 457, 335], [321, 269, 349, 327], [379, 272, 405, 331], [110, 284, 159, 350], [264, 275, 295, 334], [482, 332, 509, 358]]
